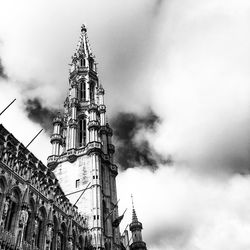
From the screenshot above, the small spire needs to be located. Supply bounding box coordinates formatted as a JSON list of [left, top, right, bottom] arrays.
[[131, 194, 138, 223]]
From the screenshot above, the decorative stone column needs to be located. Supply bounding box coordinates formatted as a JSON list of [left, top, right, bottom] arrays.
[[51, 116, 63, 156]]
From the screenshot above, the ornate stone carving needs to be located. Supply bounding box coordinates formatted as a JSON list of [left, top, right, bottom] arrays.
[[18, 209, 29, 228]]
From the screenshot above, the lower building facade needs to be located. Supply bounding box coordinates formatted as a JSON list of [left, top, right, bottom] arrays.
[[0, 124, 90, 250]]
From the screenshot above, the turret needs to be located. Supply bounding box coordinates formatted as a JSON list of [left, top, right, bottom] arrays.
[[129, 198, 147, 250], [50, 114, 63, 156]]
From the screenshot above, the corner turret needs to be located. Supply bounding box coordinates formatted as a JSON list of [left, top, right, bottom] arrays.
[[129, 197, 147, 250]]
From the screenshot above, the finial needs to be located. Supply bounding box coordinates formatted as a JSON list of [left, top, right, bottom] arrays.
[[131, 194, 134, 209], [81, 24, 87, 32]]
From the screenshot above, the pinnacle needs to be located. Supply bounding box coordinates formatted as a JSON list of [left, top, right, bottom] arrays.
[[74, 24, 93, 58], [132, 208, 138, 223], [81, 24, 87, 32], [131, 194, 139, 223]]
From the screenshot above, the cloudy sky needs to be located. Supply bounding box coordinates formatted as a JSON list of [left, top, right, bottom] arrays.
[[1, 0, 250, 249]]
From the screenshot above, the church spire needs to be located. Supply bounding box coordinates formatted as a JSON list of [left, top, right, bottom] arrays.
[[47, 24, 119, 249], [75, 24, 92, 56], [70, 24, 96, 74]]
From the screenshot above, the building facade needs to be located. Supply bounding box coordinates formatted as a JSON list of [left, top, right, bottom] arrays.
[[0, 125, 90, 250], [0, 25, 147, 250]]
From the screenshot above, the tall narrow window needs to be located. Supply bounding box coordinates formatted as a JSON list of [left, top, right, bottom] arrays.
[[80, 58, 85, 67], [36, 208, 46, 248], [90, 82, 95, 102], [79, 81, 86, 101], [51, 216, 58, 250], [79, 118, 87, 147], [75, 179, 80, 188], [61, 223, 67, 250], [89, 59, 93, 70], [4, 190, 19, 232]]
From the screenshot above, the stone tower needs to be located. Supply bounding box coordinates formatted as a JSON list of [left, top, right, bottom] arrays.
[[47, 24, 120, 249]]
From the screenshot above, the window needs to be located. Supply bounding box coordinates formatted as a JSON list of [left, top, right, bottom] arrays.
[[89, 58, 94, 70], [90, 82, 95, 102], [79, 118, 86, 147], [36, 208, 46, 248], [79, 81, 86, 101], [4, 190, 19, 232], [80, 58, 85, 67], [75, 179, 80, 188]]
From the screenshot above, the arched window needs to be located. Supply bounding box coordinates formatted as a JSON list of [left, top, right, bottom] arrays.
[[61, 223, 67, 250], [73, 230, 76, 250], [89, 82, 95, 103], [36, 207, 47, 249], [79, 81, 86, 101], [51, 216, 58, 250], [4, 188, 20, 232], [89, 58, 94, 70], [79, 118, 87, 147], [79, 235, 83, 250], [80, 58, 85, 67]]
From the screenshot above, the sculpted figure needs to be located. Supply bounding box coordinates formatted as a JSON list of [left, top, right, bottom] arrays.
[[2, 199, 10, 220], [68, 240, 73, 250], [33, 218, 39, 237], [57, 235, 61, 250], [19, 209, 29, 227], [46, 226, 53, 243]]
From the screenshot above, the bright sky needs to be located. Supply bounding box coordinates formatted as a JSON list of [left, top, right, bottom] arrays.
[[0, 1, 250, 249]]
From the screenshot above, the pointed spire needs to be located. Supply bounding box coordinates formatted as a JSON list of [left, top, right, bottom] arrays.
[[132, 208, 138, 223], [131, 194, 138, 223], [129, 194, 142, 232], [75, 24, 93, 57], [129, 195, 147, 249]]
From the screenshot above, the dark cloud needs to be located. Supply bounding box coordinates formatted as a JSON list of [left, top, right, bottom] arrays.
[[111, 110, 171, 170], [0, 58, 8, 79], [25, 98, 58, 134]]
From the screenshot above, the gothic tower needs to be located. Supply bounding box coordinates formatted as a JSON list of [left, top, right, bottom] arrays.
[[47, 25, 120, 249]]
